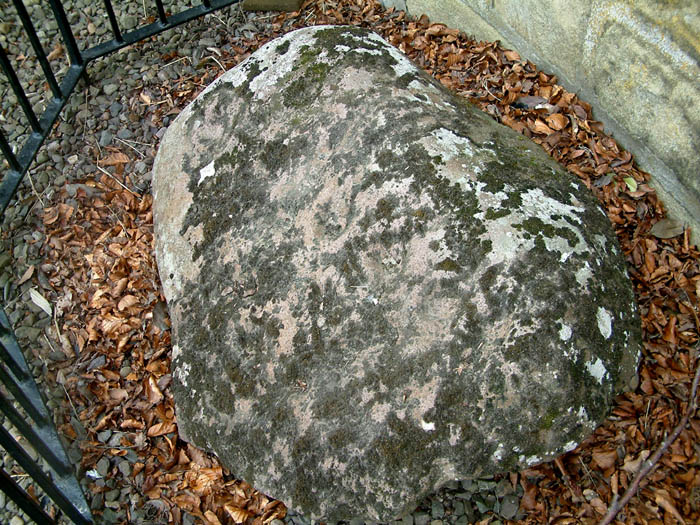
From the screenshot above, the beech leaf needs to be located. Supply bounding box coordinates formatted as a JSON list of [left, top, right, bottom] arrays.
[[147, 422, 176, 437], [622, 449, 650, 474], [100, 151, 130, 166], [204, 510, 222, 525], [654, 489, 686, 524], [649, 218, 684, 239], [117, 294, 139, 311], [592, 448, 617, 470], [17, 265, 35, 286], [225, 505, 253, 524], [593, 173, 613, 188], [623, 176, 637, 192], [29, 288, 52, 316]]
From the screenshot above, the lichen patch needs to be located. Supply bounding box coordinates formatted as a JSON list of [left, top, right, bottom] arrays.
[[586, 357, 609, 385], [597, 306, 613, 339], [198, 161, 216, 185]]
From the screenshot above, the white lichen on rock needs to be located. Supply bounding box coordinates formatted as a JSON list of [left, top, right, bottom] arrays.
[[559, 322, 573, 341], [586, 357, 609, 385], [597, 306, 613, 339], [198, 161, 216, 186]]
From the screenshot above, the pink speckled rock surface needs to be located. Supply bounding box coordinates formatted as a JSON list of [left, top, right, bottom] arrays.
[[153, 25, 640, 522]]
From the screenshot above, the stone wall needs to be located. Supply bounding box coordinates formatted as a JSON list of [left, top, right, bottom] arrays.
[[381, 0, 700, 244]]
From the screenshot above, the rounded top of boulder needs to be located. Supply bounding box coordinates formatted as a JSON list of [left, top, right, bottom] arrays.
[[153, 25, 641, 522]]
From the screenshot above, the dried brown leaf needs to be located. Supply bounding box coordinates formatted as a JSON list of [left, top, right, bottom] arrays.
[[531, 119, 554, 135], [592, 448, 618, 470], [204, 510, 222, 525], [147, 422, 176, 437], [146, 375, 164, 404], [117, 294, 139, 311], [17, 265, 35, 286], [225, 504, 254, 524], [545, 113, 568, 130], [654, 489, 686, 524], [100, 152, 130, 166], [649, 218, 685, 239]]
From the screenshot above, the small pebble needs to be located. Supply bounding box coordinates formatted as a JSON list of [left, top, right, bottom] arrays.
[[109, 102, 123, 117], [102, 508, 119, 523], [103, 84, 118, 96], [99, 129, 113, 147], [96, 456, 110, 477], [118, 459, 131, 477], [430, 501, 445, 519], [48, 351, 67, 362], [499, 494, 520, 520], [105, 488, 120, 502], [414, 513, 430, 525], [116, 128, 133, 140]]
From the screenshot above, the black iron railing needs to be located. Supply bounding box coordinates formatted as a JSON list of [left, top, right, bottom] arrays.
[[0, 0, 242, 214], [0, 0, 241, 522]]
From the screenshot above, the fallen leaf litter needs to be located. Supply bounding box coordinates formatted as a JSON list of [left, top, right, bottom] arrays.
[[10, 0, 700, 523]]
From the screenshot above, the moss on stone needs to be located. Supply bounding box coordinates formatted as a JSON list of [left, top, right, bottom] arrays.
[[436, 258, 460, 272], [484, 207, 511, 220], [276, 39, 290, 55]]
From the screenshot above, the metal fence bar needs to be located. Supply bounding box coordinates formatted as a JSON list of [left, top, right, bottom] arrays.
[[0, 62, 84, 214], [12, 0, 62, 99], [0, 468, 55, 525], [155, 0, 168, 24], [82, 0, 241, 62], [0, 132, 21, 174], [46, 0, 84, 67], [0, 426, 92, 525], [102, 0, 123, 43], [0, 309, 31, 381], [0, 390, 69, 475], [0, 355, 47, 426], [0, 45, 42, 133], [0, 305, 92, 524]]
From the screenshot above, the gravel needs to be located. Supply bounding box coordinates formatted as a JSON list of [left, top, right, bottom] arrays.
[[0, 0, 527, 523]]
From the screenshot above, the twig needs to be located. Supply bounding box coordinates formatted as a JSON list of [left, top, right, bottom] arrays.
[[158, 56, 191, 70], [93, 135, 103, 158], [95, 165, 140, 197], [206, 55, 226, 73], [106, 204, 132, 239], [115, 137, 145, 158], [598, 292, 700, 525], [555, 456, 582, 503], [482, 78, 502, 101], [25, 170, 44, 208], [580, 456, 598, 489], [82, 86, 88, 141]]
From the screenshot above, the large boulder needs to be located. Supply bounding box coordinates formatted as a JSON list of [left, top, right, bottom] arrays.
[[153, 25, 641, 522]]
